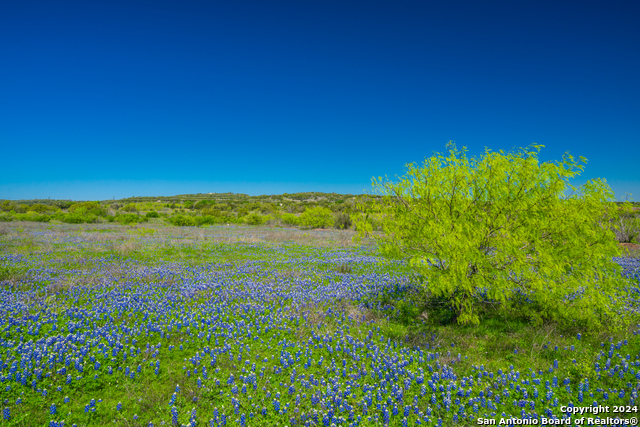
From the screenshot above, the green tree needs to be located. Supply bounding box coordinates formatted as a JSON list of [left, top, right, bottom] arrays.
[[300, 206, 334, 229], [243, 212, 266, 225], [121, 203, 138, 212], [26, 203, 51, 213], [194, 200, 215, 210], [355, 142, 632, 329], [115, 213, 146, 225], [167, 215, 196, 226], [280, 213, 299, 226], [334, 212, 352, 230], [69, 201, 107, 217]]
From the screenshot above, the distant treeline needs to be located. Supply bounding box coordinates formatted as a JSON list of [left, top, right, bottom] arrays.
[[0, 193, 637, 229], [0, 192, 383, 229]]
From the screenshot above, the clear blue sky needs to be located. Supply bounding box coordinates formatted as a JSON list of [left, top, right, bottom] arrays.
[[1, 0, 638, 201]]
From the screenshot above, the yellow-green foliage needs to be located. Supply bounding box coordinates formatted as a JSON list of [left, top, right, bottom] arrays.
[[121, 203, 139, 212], [300, 206, 334, 229], [26, 203, 58, 213], [68, 201, 107, 217], [281, 213, 299, 226], [355, 142, 632, 330], [243, 212, 266, 225], [133, 201, 164, 211]]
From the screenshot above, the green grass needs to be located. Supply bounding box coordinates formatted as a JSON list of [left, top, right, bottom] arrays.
[[0, 222, 639, 426]]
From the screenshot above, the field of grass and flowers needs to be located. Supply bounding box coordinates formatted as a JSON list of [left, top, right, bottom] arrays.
[[1, 222, 640, 427]]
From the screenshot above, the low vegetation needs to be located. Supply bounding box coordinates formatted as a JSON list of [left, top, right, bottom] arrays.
[[0, 192, 373, 231], [0, 220, 638, 427]]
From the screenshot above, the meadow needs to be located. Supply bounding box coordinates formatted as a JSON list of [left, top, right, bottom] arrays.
[[1, 221, 640, 427]]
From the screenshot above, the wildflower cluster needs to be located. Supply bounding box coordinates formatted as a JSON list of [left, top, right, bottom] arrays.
[[0, 225, 638, 426]]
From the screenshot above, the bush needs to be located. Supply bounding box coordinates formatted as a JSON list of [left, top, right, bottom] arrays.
[[612, 217, 640, 243], [4, 213, 51, 223], [299, 206, 334, 229], [243, 213, 266, 226], [356, 142, 631, 329], [145, 211, 160, 218], [280, 213, 299, 226], [69, 201, 107, 217], [61, 213, 98, 224], [121, 203, 138, 213], [27, 204, 53, 213], [194, 200, 216, 210], [201, 207, 220, 217], [167, 215, 197, 227], [226, 215, 243, 225], [20, 213, 51, 223], [334, 213, 352, 230], [115, 214, 146, 225], [194, 215, 219, 226], [0, 201, 13, 212]]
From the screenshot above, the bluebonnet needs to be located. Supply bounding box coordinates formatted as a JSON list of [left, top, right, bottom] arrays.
[[0, 233, 638, 427]]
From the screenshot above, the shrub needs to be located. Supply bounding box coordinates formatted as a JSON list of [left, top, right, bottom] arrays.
[[35, 214, 51, 222], [121, 203, 138, 213], [262, 214, 277, 225], [16, 213, 51, 223], [612, 217, 640, 243], [194, 200, 216, 210], [334, 213, 352, 230], [226, 215, 243, 224], [145, 211, 160, 218], [243, 213, 266, 226], [194, 215, 218, 226], [259, 203, 276, 214], [0, 201, 13, 212], [299, 206, 334, 229], [355, 142, 631, 329], [26, 204, 51, 213], [115, 214, 146, 225], [201, 207, 220, 217], [280, 213, 299, 226], [167, 215, 197, 227], [61, 213, 98, 224], [69, 201, 107, 217]]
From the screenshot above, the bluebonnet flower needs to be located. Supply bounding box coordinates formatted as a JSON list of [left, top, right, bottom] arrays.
[[171, 406, 178, 425]]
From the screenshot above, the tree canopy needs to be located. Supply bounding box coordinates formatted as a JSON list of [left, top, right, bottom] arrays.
[[356, 142, 633, 329]]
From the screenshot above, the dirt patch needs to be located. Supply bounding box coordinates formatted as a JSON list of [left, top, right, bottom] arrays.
[[620, 243, 640, 250]]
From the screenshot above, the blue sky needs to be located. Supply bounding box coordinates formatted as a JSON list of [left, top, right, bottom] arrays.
[[1, 0, 638, 201]]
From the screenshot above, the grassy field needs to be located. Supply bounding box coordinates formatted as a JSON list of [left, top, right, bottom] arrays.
[[0, 222, 639, 427]]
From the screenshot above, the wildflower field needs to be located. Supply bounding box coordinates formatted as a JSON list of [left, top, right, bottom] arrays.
[[1, 222, 640, 427]]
